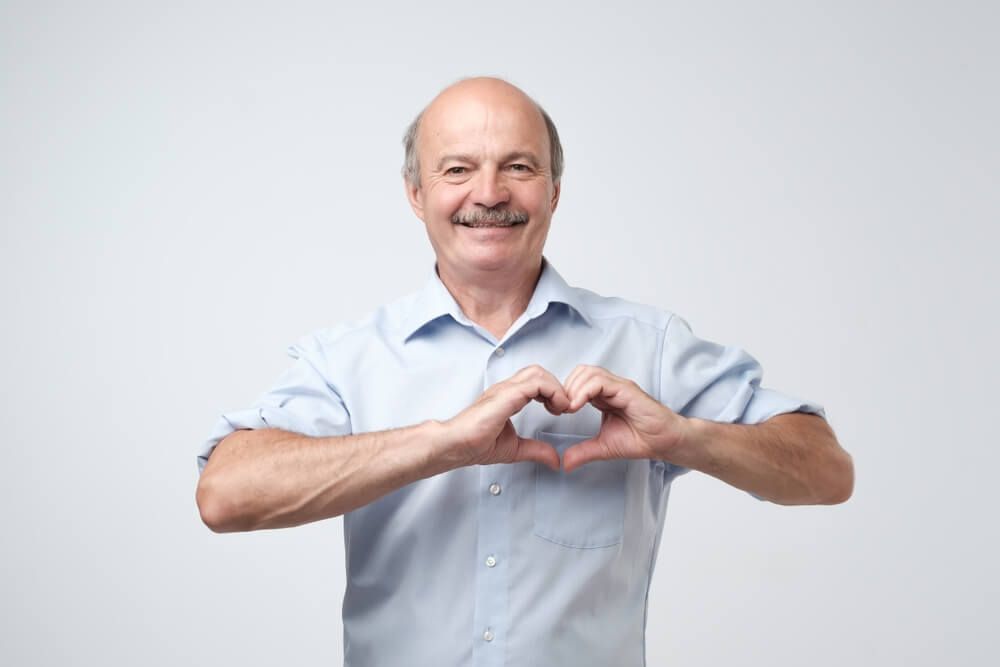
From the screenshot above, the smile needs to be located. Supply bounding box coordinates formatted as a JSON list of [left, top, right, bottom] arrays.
[[456, 221, 526, 228]]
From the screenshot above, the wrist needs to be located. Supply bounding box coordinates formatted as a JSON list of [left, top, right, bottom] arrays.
[[421, 418, 473, 472], [665, 417, 719, 472]]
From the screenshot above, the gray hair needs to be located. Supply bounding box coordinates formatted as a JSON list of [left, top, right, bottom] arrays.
[[401, 95, 564, 188]]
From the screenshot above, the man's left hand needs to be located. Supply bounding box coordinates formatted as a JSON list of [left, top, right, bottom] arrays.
[[561, 365, 690, 473]]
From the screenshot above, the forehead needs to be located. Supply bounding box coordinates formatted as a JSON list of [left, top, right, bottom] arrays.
[[419, 92, 549, 162]]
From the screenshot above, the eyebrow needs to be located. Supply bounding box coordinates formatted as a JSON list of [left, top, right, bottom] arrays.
[[435, 151, 542, 171]]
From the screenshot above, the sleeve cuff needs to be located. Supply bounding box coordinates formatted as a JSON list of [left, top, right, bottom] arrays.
[[196, 406, 316, 475]]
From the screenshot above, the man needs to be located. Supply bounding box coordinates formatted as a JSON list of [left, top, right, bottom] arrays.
[[196, 76, 853, 666]]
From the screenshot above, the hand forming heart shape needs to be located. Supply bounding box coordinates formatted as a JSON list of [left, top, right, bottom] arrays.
[[442, 364, 691, 474]]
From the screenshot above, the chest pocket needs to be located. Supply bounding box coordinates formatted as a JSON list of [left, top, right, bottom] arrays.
[[533, 431, 628, 548]]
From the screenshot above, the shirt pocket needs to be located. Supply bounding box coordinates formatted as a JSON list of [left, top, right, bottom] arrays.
[[533, 430, 628, 549]]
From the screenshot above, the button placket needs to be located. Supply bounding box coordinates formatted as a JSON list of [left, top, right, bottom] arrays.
[[472, 340, 514, 665], [473, 466, 509, 664]]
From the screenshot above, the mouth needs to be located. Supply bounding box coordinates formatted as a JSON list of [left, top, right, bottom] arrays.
[[452, 209, 529, 228], [456, 221, 526, 228]]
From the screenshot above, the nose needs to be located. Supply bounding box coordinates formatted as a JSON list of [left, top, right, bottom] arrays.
[[470, 166, 510, 209]]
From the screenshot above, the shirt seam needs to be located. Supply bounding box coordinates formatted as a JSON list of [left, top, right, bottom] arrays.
[[655, 313, 673, 406], [582, 310, 670, 330], [640, 468, 667, 667]]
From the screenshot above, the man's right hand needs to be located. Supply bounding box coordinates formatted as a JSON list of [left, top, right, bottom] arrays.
[[440, 365, 570, 471], [198, 364, 572, 531]]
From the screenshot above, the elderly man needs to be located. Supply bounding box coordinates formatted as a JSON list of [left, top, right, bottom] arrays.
[[196, 76, 853, 666]]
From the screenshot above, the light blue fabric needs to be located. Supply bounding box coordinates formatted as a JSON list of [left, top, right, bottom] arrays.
[[198, 257, 825, 666]]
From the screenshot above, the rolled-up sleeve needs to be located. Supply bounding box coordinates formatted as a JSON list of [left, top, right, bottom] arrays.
[[657, 313, 826, 487], [196, 333, 352, 475]]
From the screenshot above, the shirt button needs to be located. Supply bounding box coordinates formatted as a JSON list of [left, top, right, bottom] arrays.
[[489, 482, 502, 496], [494, 346, 505, 357], [485, 555, 497, 568], [483, 629, 494, 642]]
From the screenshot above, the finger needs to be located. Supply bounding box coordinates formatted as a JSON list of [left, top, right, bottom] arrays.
[[563, 364, 587, 395], [534, 376, 572, 415], [490, 379, 556, 420], [565, 365, 620, 409], [514, 438, 562, 471], [567, 374, 614, 412], [509, 364, 558, 385], [563, 364, 596, 401], [507, 365, 564, 395], [509, 373, 571, 415], [569, 374, 633, 413], [561, 438, 610, 473]]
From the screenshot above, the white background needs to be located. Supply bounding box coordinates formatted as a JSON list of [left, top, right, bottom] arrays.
[[2, 1, 997, 665]]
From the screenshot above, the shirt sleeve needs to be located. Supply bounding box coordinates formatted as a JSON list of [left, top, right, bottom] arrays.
[[657, 313, 827, 495], [196, 333, 353, 475]]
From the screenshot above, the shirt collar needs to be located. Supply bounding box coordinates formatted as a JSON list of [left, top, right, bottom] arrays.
[[400, 256, 592, 343]]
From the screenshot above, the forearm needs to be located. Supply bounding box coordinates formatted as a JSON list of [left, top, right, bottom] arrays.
[[196, 421, 455, 532], [670, 412, 854, 505]]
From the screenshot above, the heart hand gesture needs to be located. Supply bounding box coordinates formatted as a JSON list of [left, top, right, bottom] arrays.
[[560, 365, 690, 473]]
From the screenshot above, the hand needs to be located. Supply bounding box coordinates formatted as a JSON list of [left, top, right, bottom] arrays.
[[561, 365, 691, 473], [443, 365, 570, 471]]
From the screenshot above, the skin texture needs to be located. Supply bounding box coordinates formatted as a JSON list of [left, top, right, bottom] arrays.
[[551, 365, 853, 506], [197, 77, 853, 533], [405, 78, 560, 340]]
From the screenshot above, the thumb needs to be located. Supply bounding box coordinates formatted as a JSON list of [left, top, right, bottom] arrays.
[[514, 437, 562, 472], [561, 438, 607, 473]]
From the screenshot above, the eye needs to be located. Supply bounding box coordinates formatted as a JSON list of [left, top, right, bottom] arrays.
[[508, 164, 530, 172], [445, 166, 467, 175]]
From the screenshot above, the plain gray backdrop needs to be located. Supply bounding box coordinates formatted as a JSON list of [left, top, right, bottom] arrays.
[[2, 1, 997, 665]]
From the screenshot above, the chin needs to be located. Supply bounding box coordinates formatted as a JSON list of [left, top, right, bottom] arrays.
[[459, 248, 524, 273]]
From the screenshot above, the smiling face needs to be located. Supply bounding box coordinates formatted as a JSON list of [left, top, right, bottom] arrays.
[[405, 79, 561, 281]]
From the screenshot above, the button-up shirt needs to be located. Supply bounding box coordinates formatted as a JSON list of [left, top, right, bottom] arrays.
[[198, 257, 825, 666]]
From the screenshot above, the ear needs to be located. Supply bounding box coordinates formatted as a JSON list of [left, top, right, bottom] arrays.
[[404, 176, 425, 220], [550, 180, 561, 213]]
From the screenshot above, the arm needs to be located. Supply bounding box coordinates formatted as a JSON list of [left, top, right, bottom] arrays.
[[559, 366, 853, 506], [670, 411, 854, 505], [197, 422, 449, 532], [196, 365, 571, 533]]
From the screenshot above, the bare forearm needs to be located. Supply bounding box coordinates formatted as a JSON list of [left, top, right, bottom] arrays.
[[671, 412, 854, 505], [196, 421, 454, 532]]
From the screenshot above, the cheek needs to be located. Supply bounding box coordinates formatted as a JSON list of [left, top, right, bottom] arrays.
[[426, 186, 468, 218], [520, 185, 554, 214]]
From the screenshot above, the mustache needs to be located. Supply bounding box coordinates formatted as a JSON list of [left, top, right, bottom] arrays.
[[451, 208, 529, 225]]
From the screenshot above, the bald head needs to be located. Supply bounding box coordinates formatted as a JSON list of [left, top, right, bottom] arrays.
[[402, 77, 563, 187]]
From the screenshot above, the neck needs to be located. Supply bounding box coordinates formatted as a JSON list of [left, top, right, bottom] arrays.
[[436, 259, 543, 340]]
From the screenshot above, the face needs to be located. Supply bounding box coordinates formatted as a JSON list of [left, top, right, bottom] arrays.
[[405, 81, 560, 279]]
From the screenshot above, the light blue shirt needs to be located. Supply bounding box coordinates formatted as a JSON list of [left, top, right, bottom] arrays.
[[198, 257, 825, 666]]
